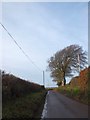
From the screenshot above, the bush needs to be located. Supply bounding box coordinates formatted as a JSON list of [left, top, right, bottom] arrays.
[[2, 90, 47, 119], [69, 67, 89, 91], [2, 72, 45, 103]]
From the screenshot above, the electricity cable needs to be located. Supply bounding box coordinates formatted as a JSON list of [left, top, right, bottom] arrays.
[[0, 22, 42, 72]]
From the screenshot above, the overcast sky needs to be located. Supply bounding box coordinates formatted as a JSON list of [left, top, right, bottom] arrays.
[[0, 2, 88, 87]]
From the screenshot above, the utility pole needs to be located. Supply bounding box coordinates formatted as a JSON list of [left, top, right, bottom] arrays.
[[78, 54, 80, 72], [43, 70, 45, 87]]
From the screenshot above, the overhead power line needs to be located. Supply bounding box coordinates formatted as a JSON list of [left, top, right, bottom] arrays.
[[0, 22, 42, 72]]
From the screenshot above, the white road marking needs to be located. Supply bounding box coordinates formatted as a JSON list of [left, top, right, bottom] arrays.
[[47, 91, 49, 95], [41, 91, 50, 119]]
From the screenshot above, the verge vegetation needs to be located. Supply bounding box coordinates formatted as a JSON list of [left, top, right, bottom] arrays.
[[2, 71, 47, 119], [54, 67, 90, 105]]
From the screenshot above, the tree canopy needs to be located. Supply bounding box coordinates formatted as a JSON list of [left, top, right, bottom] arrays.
[[47, 44, 87, 86]]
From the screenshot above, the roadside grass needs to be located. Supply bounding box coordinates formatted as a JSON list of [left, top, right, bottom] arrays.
[[55, 85, 89, 105], [2, 90, 47, 119]]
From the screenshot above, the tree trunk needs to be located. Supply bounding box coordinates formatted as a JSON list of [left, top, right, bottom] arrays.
[[64, 76, 66, 86], [63, 71, 66, 86]]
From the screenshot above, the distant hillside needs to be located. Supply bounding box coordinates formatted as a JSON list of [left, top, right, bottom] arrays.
[[69, 67, 89, 90], [2, 71, 44, 103]]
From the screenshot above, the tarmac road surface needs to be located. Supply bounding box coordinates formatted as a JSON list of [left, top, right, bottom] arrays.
[[41, 90, 88, 118]]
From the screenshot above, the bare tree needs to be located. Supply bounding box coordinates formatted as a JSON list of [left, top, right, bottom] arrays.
[[48, 44, 87, 86]]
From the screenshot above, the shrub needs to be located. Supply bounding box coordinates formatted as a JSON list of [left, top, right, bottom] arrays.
[[2, 72, 45, 103]]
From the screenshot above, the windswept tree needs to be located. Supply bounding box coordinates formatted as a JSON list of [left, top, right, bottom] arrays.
[[47, 44, 87, 86]]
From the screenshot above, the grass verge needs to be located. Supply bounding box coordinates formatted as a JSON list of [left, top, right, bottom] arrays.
[[54, 85, 89, 105], [2, 90, 47, 119]]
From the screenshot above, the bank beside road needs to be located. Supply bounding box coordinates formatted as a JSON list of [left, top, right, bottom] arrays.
[[41, 90, 88, 118], [2, 72, 47, 119]]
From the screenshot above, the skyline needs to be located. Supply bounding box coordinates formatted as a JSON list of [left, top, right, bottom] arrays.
[[0, 2, 88, 87]]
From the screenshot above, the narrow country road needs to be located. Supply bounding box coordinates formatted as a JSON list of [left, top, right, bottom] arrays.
[[41, 90, 88, 118]]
